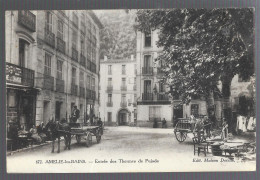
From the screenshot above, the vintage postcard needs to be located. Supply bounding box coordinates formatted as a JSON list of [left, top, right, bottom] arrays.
[[6, 9, 256, 173]]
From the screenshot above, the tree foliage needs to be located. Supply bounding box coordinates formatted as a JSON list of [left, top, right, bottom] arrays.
[[135, 9, 254, 105], [96, 10, 137, 59]]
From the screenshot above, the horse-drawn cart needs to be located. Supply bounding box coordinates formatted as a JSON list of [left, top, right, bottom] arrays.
[[174, 118, 211, 143], [70, 123, 103, 147]]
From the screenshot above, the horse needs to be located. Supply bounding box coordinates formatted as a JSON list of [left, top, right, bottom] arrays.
[[45, 119, 71, 153]]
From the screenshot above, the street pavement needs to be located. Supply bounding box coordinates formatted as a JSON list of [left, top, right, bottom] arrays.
[[7, 126, 255, 173]]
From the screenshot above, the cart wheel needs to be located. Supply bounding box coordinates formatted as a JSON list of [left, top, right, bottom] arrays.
[[76, 135, 81, 143], [85, 132, 92, 147], [174, 131, 187, 143]]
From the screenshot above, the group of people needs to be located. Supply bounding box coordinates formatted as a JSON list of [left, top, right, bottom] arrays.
[[236, 115, 256, 134]]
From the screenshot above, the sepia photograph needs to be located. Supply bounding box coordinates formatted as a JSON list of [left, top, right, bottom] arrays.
[[5, 8, 256, 173]]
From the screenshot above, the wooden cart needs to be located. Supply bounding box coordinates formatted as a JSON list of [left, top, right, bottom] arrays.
[[70, 125, 103, 147]]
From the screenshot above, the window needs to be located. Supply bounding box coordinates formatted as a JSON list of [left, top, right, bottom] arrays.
[[108, 78, 112, 86], [149, 106, 161, 121], [121, 94, 126, 103], [45, 11, 52, 32], [159, 82, 165, 92], [57, 20, 64, 39], [107, 112, 112, 122], [144, 55, 152, 68], [72, 30, 77, 49], [122, 78, 126, 86], [87, 43, 91, 60], [144, 80, 151, 93], [72, 67, 76, 85], [91, 48, 96, 62], [44, 53, 51, 75], [144, 31, 151, 47], [79, 71, 84, 87], [87, 75, 90, 89], [56, 60, 63, 79], [80, 35, 85, 53], [191, 104, 199, 117], [108, 65, 112, 75], [122, 65, 126, 75], [108, 94, 112, 103], [72, 13, 78, 27], [92, 77, 95, 90]]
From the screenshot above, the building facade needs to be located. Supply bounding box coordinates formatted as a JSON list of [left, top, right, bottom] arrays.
[[100, 56, 137, 126], [6, 10, 102, 131]]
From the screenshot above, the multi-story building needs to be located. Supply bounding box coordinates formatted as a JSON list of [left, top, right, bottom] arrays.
[[100, 56, 137, 126], [5, 10, 103, 131], [136, 29, 255, 129], [136, 30, 173, 127]]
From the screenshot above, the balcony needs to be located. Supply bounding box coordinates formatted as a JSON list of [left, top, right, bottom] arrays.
[[91, 90, 96, 100], [6, 62, 35, 87], [107, 85, 113, 91], [142, 67, 153, 75], [80, 53, 86, 67], [120, 101, 127, 108], [90, 62, 96, 73], [87, 59, 91, 71], [18, 11, 36, 32], [79, 87, 85, 97], [133, 84, 136, 91], [56, 78, 64, 93], [43, 74, 54, 91], [57, 37, 66, 54], [157, 93, 169, 101], [72, 48, 78, 62], [106, 102, 113, 107], [44, 28, 55, 48], [71, 84, 78, 96], [121, 85, 127, 91], [142, 93, 153, 101]]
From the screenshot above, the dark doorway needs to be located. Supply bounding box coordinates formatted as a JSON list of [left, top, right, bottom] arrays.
[[55, 101, 62, 121], [118, 109, 128, 126]]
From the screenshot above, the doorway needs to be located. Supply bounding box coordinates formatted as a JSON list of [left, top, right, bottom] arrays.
[[55, 101, 62, 121], [118, 109, 128, 126], [43, 101, 50, 124]]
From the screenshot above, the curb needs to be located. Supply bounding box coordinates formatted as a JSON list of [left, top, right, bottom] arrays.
[[7, 139, 65, 156]]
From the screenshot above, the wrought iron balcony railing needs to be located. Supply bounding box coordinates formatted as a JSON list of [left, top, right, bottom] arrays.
[[157, 93, 169, 101], [18, 11, 36, 32], [56, 78, 64, 93], [142, 93, 153, 101], [44, 28, 55, 48], [142, 67, 153, 75], [57, 37, 66, 54]]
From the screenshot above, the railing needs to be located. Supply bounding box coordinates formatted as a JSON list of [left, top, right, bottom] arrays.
[[71, 84, 78, 96], [142, 93, 153, 100], [18, 11, 36, 32], [44, 28, 55, 48], [107, 85, 113, 91], [80, 53, 86, 67], [72, 47, 78, 62], [142, 67, 153, 75], [157, 93, 169, 101], [87, 59, 91, 71], [91, 90, 96, 100], [56, 78, 64, 93], [107, 102, 113, 107], [79, 87, 85, 97], [6, 62, 35, 87], [57, 37, 66, 54], [121, 85, 127, 91], [43, 74, 54, 91], [120, 101, 127, 108]]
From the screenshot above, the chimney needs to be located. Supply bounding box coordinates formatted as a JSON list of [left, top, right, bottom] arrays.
[[131, 54, 134, 61], [104, 56, 107, 61]]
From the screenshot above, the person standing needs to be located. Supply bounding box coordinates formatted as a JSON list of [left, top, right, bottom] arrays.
[[71, 105, 80, 123]]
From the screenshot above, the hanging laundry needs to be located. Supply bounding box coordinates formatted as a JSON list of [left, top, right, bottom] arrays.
[[236, 115, 247, 132], [247, 117, 255, 131]]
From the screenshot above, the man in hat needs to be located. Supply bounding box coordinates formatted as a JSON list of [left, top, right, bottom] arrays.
[[71, 105, 80, 123]]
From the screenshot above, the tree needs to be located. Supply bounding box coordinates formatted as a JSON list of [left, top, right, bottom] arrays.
[[135, 9, 254, 115]]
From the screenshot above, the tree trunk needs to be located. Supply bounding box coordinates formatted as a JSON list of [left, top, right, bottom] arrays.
[[206, 90, 216, 127]]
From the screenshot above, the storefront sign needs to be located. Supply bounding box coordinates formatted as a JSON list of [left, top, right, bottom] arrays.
[[6, 63, 22, 84]]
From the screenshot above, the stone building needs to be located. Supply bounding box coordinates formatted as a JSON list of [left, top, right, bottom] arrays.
[[100, 56, 137, 126], [5, 10, 102, 131]]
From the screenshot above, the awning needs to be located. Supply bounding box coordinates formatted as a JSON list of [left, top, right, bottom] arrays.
[[6, 83, 40, 92]]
